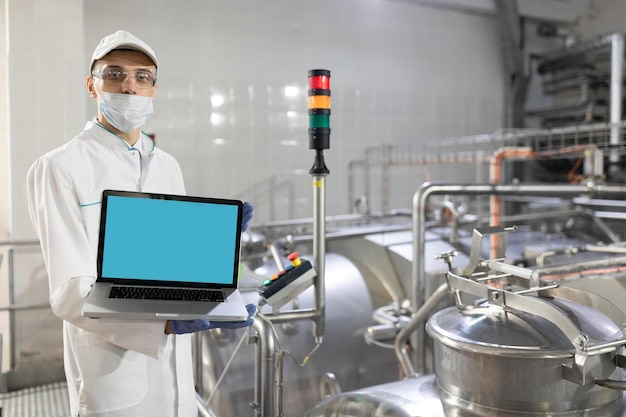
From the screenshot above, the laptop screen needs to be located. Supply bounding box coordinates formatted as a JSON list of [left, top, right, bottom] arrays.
[[97, 190, 243, 288]]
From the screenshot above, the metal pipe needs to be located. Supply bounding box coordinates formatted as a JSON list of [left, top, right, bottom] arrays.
[[0, 302, 50, 311], [205, 331, 249, 406], [610, 33, 624, 156], [484, 260, 539, 280], [537, 254, 626, 274], [275, 351, 284, 417], [257, 210, 411, 230], [252, 317, 276, 417], [195, 335, 203, 396], [394, 283, 450, 378], [412, 182, 626, 374], [372, 304, 404, 326], [583, 209, 622, 243], [269, 244, 284, 271], [364, 148, 372, 213], [270, 223, 412, 249], [8, 248, 15, 370], [196, 392, 218, 417], [0, 240, 40, 247], [584, 245, 626, 254], [262, 308, 318, 323], [488, 207, 620, 243]]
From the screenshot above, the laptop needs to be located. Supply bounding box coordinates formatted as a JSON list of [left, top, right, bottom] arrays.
[[81, 189, 249, 321]]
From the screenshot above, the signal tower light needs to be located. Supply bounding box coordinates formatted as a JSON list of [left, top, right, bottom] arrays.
[[308, 69, 331, 174]]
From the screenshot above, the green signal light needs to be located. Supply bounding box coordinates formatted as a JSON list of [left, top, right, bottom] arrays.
[[309, 114, 330, 128]]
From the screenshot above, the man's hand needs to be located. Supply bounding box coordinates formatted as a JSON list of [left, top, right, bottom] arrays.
[[242, 202, 253, 232], [165, 303, 256, 334]]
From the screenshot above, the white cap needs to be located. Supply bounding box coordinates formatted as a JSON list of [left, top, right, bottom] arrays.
[[89, 30, 158, 73]]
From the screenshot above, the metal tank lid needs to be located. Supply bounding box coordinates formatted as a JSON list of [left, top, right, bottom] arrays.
[[426, 297, 624, 358]]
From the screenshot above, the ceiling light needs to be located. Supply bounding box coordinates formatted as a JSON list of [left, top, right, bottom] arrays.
[[284, 86, 299, 97], [211, 94, 225, 107], [210, 113, 224, 125]]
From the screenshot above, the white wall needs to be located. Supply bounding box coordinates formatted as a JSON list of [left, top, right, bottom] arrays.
[[82, 0, 506, 220], [2, 0, 85, 374]]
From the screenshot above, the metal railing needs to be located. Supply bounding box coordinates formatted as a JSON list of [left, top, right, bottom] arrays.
[[0, 240, 50, 374], [350, 121, 626, 213]]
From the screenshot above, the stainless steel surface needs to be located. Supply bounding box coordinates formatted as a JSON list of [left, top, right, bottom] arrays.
[[428, 303, 625, 413], [302, 374, 445, 417], [302, 374, 626, 416], [423, 225, 626, 415], [443, 271, 626, 355]]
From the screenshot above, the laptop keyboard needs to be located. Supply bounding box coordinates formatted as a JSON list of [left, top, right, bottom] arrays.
[[109, 286, 225, 302]]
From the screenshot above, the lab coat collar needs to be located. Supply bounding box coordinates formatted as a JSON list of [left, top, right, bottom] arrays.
[[86, 120, 155, 155]]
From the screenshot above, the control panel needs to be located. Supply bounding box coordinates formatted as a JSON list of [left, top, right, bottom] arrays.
[[258, 252, 317, 310]]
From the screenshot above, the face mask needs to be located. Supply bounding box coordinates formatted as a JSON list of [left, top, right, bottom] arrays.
[[98, 92, 154, 133]]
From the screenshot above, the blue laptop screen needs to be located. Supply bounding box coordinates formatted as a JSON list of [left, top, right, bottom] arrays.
[[99, 192, 241, 286]]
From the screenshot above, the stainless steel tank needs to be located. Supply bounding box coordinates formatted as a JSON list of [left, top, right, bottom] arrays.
[[302, 260, 626, 417], [302, 295, 626, 417], [302, 375, 444, 417], [427, 299, 626, 416]]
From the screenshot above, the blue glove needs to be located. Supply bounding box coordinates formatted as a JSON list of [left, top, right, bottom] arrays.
[[171, 303, 256, 334], [242, 202, 254, 232]]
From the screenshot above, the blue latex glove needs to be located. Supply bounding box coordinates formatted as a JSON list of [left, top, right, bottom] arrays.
[[171, 303, 256, 334], [242, 202, 254, 232]]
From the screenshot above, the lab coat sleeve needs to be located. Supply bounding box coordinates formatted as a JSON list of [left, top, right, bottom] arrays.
[[26, 155, 167, 359]]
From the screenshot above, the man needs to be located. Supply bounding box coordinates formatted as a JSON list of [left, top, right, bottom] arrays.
[[26, 30, 254, 417]]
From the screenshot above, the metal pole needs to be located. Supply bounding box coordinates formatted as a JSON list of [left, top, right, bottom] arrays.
[[195, 334, 203, 396], [312, 173, 326, 340], [274, 351, 284, 417], [8, 248, 15, 370]]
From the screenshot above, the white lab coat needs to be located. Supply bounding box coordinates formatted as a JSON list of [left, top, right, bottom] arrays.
[[26, 121, 198, 417]]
